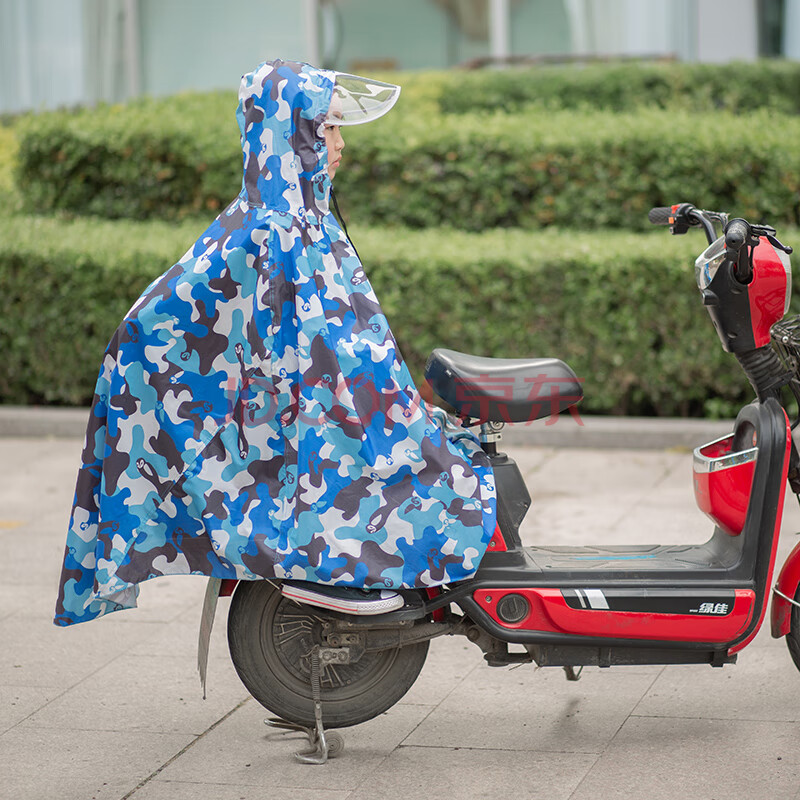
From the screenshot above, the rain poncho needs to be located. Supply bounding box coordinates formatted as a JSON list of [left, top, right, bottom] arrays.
[[55, 60, 496, 627]]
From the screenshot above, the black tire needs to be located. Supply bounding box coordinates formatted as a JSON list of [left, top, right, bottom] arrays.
[[787, 585, 800, 672], [227, 580, 429, 728]]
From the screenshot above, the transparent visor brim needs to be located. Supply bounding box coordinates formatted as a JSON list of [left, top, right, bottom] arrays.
[[324, 73, 401, 127]]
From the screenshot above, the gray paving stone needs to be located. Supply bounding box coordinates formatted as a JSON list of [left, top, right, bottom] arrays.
[[404, 664, 660, 754], [513, 447, 683, 497], [18, 652, 249, 736], [569, 716, 800, 800], [510, 446, 709, 546], [501, 415, 733, 451], [0, 727, 194, 800], [633, 646, 800, 722], [128, 601, 234, 661], [512, 443, 800, 549], [347, 745, 598, 800], [398, 635, 483, 708], [0, 584, 44, 620], [154, 698, 433, 791], [0, 685, 60, 734], [3, 537, 71, 593], [133, 781, 352, 800], [0, 438, 79, 518], [2, 613, 150, 689], [0, 408, 90, 439], [115, 574, 212, 625]]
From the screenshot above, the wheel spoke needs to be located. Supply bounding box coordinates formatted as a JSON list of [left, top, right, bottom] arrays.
[[275, 618, 313, 647], [228, 582, 430, 728], [322, 663, 346, 689]]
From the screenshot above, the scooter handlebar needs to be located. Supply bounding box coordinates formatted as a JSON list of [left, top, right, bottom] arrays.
[[647, 206, 674, 226]]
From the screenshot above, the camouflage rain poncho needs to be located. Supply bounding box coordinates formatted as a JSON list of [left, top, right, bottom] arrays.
[[55, 60, 496, 627]]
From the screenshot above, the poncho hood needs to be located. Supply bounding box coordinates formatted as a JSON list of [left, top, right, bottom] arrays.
[[55, 60, 495, 627], [238, 60, 334, 216]]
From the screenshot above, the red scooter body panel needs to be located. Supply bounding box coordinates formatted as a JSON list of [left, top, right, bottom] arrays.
[[474, 587, 756, 643], [693, 434, 757, 536], [749, 239, 791, 348], [487, 525, 507, 552], [771, 540, 800, 638]]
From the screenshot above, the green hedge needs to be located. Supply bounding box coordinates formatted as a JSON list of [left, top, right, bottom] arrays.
[[425, 60, 800, 115], [337, 107, 800, 231], [0, 214, 202, 405], [0, 212, 758, 416], [0, 124, 19, 215], [16, 97, 800, 231], [193, 61, 800, 117], [7, 62, 799, 416], [14, 92, 240, 220]]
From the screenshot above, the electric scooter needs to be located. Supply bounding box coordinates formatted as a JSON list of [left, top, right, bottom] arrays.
[[220, 204, 800, 763]]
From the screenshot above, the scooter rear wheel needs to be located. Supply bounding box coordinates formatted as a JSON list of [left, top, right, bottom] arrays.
[[787, 585, 800, 672], [227, 580, 429, 728]]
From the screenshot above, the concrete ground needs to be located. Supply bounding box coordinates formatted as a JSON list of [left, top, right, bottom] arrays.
[[3, 423, 800, 800]]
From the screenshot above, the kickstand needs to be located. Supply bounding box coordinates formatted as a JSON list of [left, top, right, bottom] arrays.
[[563, 665, 583, 681], [265, 645, 344, 764]]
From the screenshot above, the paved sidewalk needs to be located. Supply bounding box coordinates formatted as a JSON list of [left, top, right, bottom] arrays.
[[3, 433, 800, 800]]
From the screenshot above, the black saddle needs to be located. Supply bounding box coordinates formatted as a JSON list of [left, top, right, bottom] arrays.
[[424, 348, 583, 424]]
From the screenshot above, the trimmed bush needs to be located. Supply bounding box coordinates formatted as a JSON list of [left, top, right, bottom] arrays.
[[0, 212, 758, 416], [427, 60, 800, 115], [0, 124, 19, 215], [0, 214, 203, 405], [16, 96, 800, 231], [14, 92, 240, 220], [336, 107, 800, 231]]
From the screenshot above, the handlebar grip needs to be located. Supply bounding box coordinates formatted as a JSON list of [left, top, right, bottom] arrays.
[[648, 206, 673, 226], [725, 219, 749, 253], [724, 218, 753, 283]]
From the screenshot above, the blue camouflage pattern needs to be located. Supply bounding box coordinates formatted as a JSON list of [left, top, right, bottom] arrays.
[[54, 59, 496, 627]]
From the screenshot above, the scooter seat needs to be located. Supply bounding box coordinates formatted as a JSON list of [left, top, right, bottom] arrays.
[[424, 348, 583, 424]]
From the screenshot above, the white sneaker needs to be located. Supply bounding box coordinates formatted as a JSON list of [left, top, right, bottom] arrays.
[[281, 582, 404, 615]]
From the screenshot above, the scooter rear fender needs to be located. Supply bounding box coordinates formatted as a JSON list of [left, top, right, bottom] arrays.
[[771, 540, 800, 637]]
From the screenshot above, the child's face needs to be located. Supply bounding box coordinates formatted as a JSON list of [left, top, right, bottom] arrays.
[[325, 92, 345, 180], [324, 123, 345, 180]]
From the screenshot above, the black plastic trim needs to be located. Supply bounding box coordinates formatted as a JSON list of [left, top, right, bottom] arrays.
[[528, 644, 736, 667], [490, 452, 530, 550], [702, 260, 757, 353]]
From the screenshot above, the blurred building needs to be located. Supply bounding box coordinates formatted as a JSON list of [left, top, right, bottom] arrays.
[[0, 0, 794, 114]]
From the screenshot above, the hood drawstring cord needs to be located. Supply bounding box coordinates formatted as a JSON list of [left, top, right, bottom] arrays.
[[330, 187, 362, 264]]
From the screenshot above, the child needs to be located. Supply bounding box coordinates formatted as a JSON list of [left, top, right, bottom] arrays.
[[55, 60, 496, 626]]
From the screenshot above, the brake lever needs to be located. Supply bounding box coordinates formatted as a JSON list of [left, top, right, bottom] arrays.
[[749, 224, 793, 254], [766, 232, 793, 255]]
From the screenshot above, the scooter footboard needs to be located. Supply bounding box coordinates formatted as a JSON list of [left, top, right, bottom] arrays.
[[468, 398, 791, 654]]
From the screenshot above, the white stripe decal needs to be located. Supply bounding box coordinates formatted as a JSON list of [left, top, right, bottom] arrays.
[[584, 589, 609, 610], [575, 589, 587, 608]]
